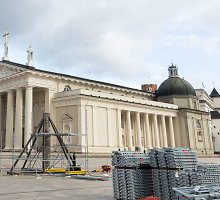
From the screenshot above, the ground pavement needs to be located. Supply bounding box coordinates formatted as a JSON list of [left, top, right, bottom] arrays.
[[0, 156, 220, 200]]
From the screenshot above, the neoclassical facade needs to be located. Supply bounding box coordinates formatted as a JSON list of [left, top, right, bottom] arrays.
[[0, 60, 213, 154]]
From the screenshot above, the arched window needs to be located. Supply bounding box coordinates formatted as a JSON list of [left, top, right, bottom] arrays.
[[193, 101, 197, 110], [64, 85, 71, 92], [196, 120, 201, 129]]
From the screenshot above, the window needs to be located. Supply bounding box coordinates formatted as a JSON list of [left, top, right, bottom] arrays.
[[197, 131, 203, 142], [64, 85, 71, 92], [196, 120, 201, 129], [193, 101, 197, 110]]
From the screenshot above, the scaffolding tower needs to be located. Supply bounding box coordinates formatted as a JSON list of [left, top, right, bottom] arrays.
[[1, 113, 88, 175]]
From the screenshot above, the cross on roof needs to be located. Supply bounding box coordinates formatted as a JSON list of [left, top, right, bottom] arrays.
[[3, 29, 9, 42]]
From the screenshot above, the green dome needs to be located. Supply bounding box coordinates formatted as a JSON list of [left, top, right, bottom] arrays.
[[157, 77, 196, 97]]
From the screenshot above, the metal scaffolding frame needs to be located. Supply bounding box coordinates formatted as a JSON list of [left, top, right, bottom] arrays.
[[0, 112, 88, 176]]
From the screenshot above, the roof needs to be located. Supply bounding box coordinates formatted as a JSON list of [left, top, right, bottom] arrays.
[[210, 88, 220, 98], [211, 111, 220, 119], [0, 60, 151, 95], [157, 77, 196, 97]]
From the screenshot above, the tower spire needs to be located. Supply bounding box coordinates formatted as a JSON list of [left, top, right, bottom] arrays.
[[2, 29, 10, 61]]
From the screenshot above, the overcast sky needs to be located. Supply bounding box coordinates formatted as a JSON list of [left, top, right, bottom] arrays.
[[0, 0, 220, 93]]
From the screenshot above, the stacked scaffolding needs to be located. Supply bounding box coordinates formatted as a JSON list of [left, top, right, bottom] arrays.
[[197, 164, 220, 187], [149, 147, 200, 200], [112, 151, 153, 200], [173, 186, 220, 200]]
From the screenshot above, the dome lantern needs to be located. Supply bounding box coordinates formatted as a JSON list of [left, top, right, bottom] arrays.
[[168, 63, 178, 78]]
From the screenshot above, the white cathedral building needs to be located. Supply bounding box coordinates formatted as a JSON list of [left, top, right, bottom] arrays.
[[0, 34, 216, 155]]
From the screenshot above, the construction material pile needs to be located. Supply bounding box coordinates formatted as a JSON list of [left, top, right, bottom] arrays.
[[112, 151, 153, 200], [197, 164, 220, 187], [149, 147, 200, 200], [173, 186, 220, 200]]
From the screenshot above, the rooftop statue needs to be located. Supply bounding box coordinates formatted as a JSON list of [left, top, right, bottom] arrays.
[[26, 46, 34, 67]]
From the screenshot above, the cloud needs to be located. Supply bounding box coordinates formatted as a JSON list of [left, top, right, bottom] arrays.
[[0, 0, 220, 91]]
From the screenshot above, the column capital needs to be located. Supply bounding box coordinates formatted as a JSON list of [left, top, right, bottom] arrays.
[[26, 85, 33, 89]]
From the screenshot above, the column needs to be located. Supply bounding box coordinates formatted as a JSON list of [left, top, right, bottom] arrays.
[[153, 114, 160, 148], [92, 106, 97, 146], [5, 90, 14, 149], [126, 111, 132, 150], [117, 109, 123, 149], [45, 88, 56, 145], [78, 105, 86, 150], [144, 113, 152, 149], [107, 108, 113, 147], [135, 112, 142, 150], [0, 94, 2, 148], [24, 86, 33, 146], [14, 88, 23, 149], [169, 116, 175, 147], [161, 115, 168, 147]]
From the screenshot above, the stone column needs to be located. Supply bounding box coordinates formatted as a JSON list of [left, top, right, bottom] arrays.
[[135, 112, 142, 150], [107, 108, 113, 147], [78, 105, 86, 150], [14, 88, 23, 149], [161, 115, 168, 147], [153, 114, 160, 148], [144, 113, 152, 149], [24, 86, 33, 146], [92, 106, 97, 146], [45, 88, 56, 145], [117, 109, 123, 149], [0, 94, 2, 148], [5, 90, 14, 149], [126, 110, 132, 150], [169, 116, 175, 147]]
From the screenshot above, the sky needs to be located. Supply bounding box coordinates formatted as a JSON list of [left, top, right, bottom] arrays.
[[0, 0, 220, 94]]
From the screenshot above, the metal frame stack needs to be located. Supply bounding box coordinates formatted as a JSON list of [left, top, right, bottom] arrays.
[[197, 164, 220, 187], [150, 147, 200, 200], [173, 186, 220, 200], [112, 151, 153, 200]]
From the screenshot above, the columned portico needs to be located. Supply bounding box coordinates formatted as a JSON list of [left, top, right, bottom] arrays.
[[169, 116, 175, 147], [5, 90, 14, 149], [161, 115, 168, 147], [126, 110, 132, 150], [153, 114, 160, 148], [14, 88, 23, 149], [24, 86, 33, 146]]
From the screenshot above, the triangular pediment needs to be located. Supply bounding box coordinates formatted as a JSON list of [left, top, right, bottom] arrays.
[[0, 62, 26, 79], [60, 114, 73, 121]]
